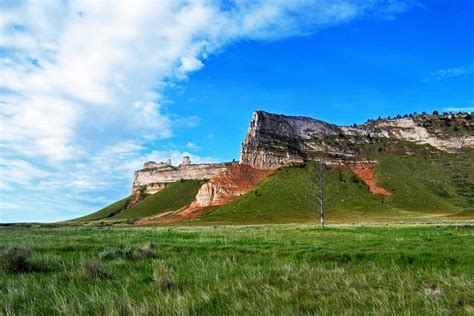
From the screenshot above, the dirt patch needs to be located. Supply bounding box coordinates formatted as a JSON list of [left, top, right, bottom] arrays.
[[350, 165, 392, 195], [136, 164, 274, 224]]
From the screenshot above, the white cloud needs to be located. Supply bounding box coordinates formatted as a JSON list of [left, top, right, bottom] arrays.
[[186, 142, 202, 151], [0, 0, 416, 222], [428, 64, 474, 81], [0, 157, 50, 190], [178, 57, 204, 74], [173, 116, 200, 128]]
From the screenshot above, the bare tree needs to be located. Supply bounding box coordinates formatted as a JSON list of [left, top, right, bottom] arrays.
[[459, 136, 470, 149], [312, 161, 327, 229]]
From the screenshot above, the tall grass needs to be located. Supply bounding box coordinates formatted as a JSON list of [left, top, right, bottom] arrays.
[[1, 225, 473, 314]]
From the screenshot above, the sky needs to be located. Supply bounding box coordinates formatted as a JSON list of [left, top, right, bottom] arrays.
[[0, 0, 473, 223]]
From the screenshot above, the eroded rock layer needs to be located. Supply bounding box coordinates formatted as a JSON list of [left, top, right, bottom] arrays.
[[132, 159, 232, 194], [194, 164, 275, 206], [136, 164, 274, 224], [240, 111, 474, 169]]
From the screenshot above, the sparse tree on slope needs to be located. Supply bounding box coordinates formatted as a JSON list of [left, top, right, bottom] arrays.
[[312, 161, 327, 229]]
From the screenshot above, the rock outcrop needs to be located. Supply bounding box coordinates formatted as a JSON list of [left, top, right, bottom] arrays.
[[132, 158, 232, 194], [193, 164, 274, 206], [136, 164, 274, 224], [240, 111, 474, 169]]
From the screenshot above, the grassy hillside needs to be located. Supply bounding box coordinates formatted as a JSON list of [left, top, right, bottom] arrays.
[[197, 150, 473, 225], [72, 146, 473, 225], [112, 180, 205, 220], [197, 163, 398, 225], [374, 152, 472, 213], [71, 180, 205, 223], [68, 196, 131, 223]]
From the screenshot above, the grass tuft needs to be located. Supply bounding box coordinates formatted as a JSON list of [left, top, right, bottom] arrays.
[[153, 263, 176, 290], [82, 260, 108, 279], [2, 247, 33, 273], [99, 244, 157, 260]]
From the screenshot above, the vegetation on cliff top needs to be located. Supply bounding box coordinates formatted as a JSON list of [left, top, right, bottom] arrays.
[[362, 112, 473, 139]]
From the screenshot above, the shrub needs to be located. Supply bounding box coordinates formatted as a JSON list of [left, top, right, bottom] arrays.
[[99, 247, 122, 260], [126, 218, 137, 225], [351, 175, 360, 184], [99, 244, 157, 261], [134, 243, 156, 259], [83, 260, 107, 279], [2, 247, 32, 273], [153, 264, 175, 290]]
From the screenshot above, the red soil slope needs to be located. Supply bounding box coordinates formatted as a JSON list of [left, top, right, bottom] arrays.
[[136, 164, 274, 224], [350, 165, 391, 195]]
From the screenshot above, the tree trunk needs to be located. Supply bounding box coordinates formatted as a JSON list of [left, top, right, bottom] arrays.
[[319, 163, 325, 229], [320, 201, 324, 229]]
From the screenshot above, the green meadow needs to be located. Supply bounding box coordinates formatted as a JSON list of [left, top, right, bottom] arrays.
[[2, 225, 473, 315]]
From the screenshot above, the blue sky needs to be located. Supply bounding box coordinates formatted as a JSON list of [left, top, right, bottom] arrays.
[[0, 0, 473, 222]]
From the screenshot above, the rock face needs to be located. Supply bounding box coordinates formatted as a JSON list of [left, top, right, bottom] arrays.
[[240, 111, 343, 169], [132, 158, 232, 194], [194, 164, 274, 207], [135, 164, 274, 224], [180, 156, 191, 166], [240, 111, 474, 169]]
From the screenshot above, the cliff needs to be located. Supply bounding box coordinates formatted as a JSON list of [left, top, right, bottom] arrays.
[[136, 164, 274, 224], [240, 111, 474, 169], [132, 157, 232, 194]]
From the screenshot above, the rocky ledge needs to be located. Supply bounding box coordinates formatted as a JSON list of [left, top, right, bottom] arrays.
[[240, 111, 474, 169], [132, 156, 232, 194]]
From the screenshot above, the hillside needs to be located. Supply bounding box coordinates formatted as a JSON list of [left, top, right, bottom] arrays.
[[69, 196, 131, 223], [71, 111, 473, 225], [70, 180, 204, 223], [196, 148, 473, 225], [74, 147, 473, 226]]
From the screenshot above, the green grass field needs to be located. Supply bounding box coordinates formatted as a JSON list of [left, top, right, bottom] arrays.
[[1, 225, 473, 314]]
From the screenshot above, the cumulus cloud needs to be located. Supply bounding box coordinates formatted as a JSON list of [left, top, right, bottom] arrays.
[[0, 0, 416, 222]]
